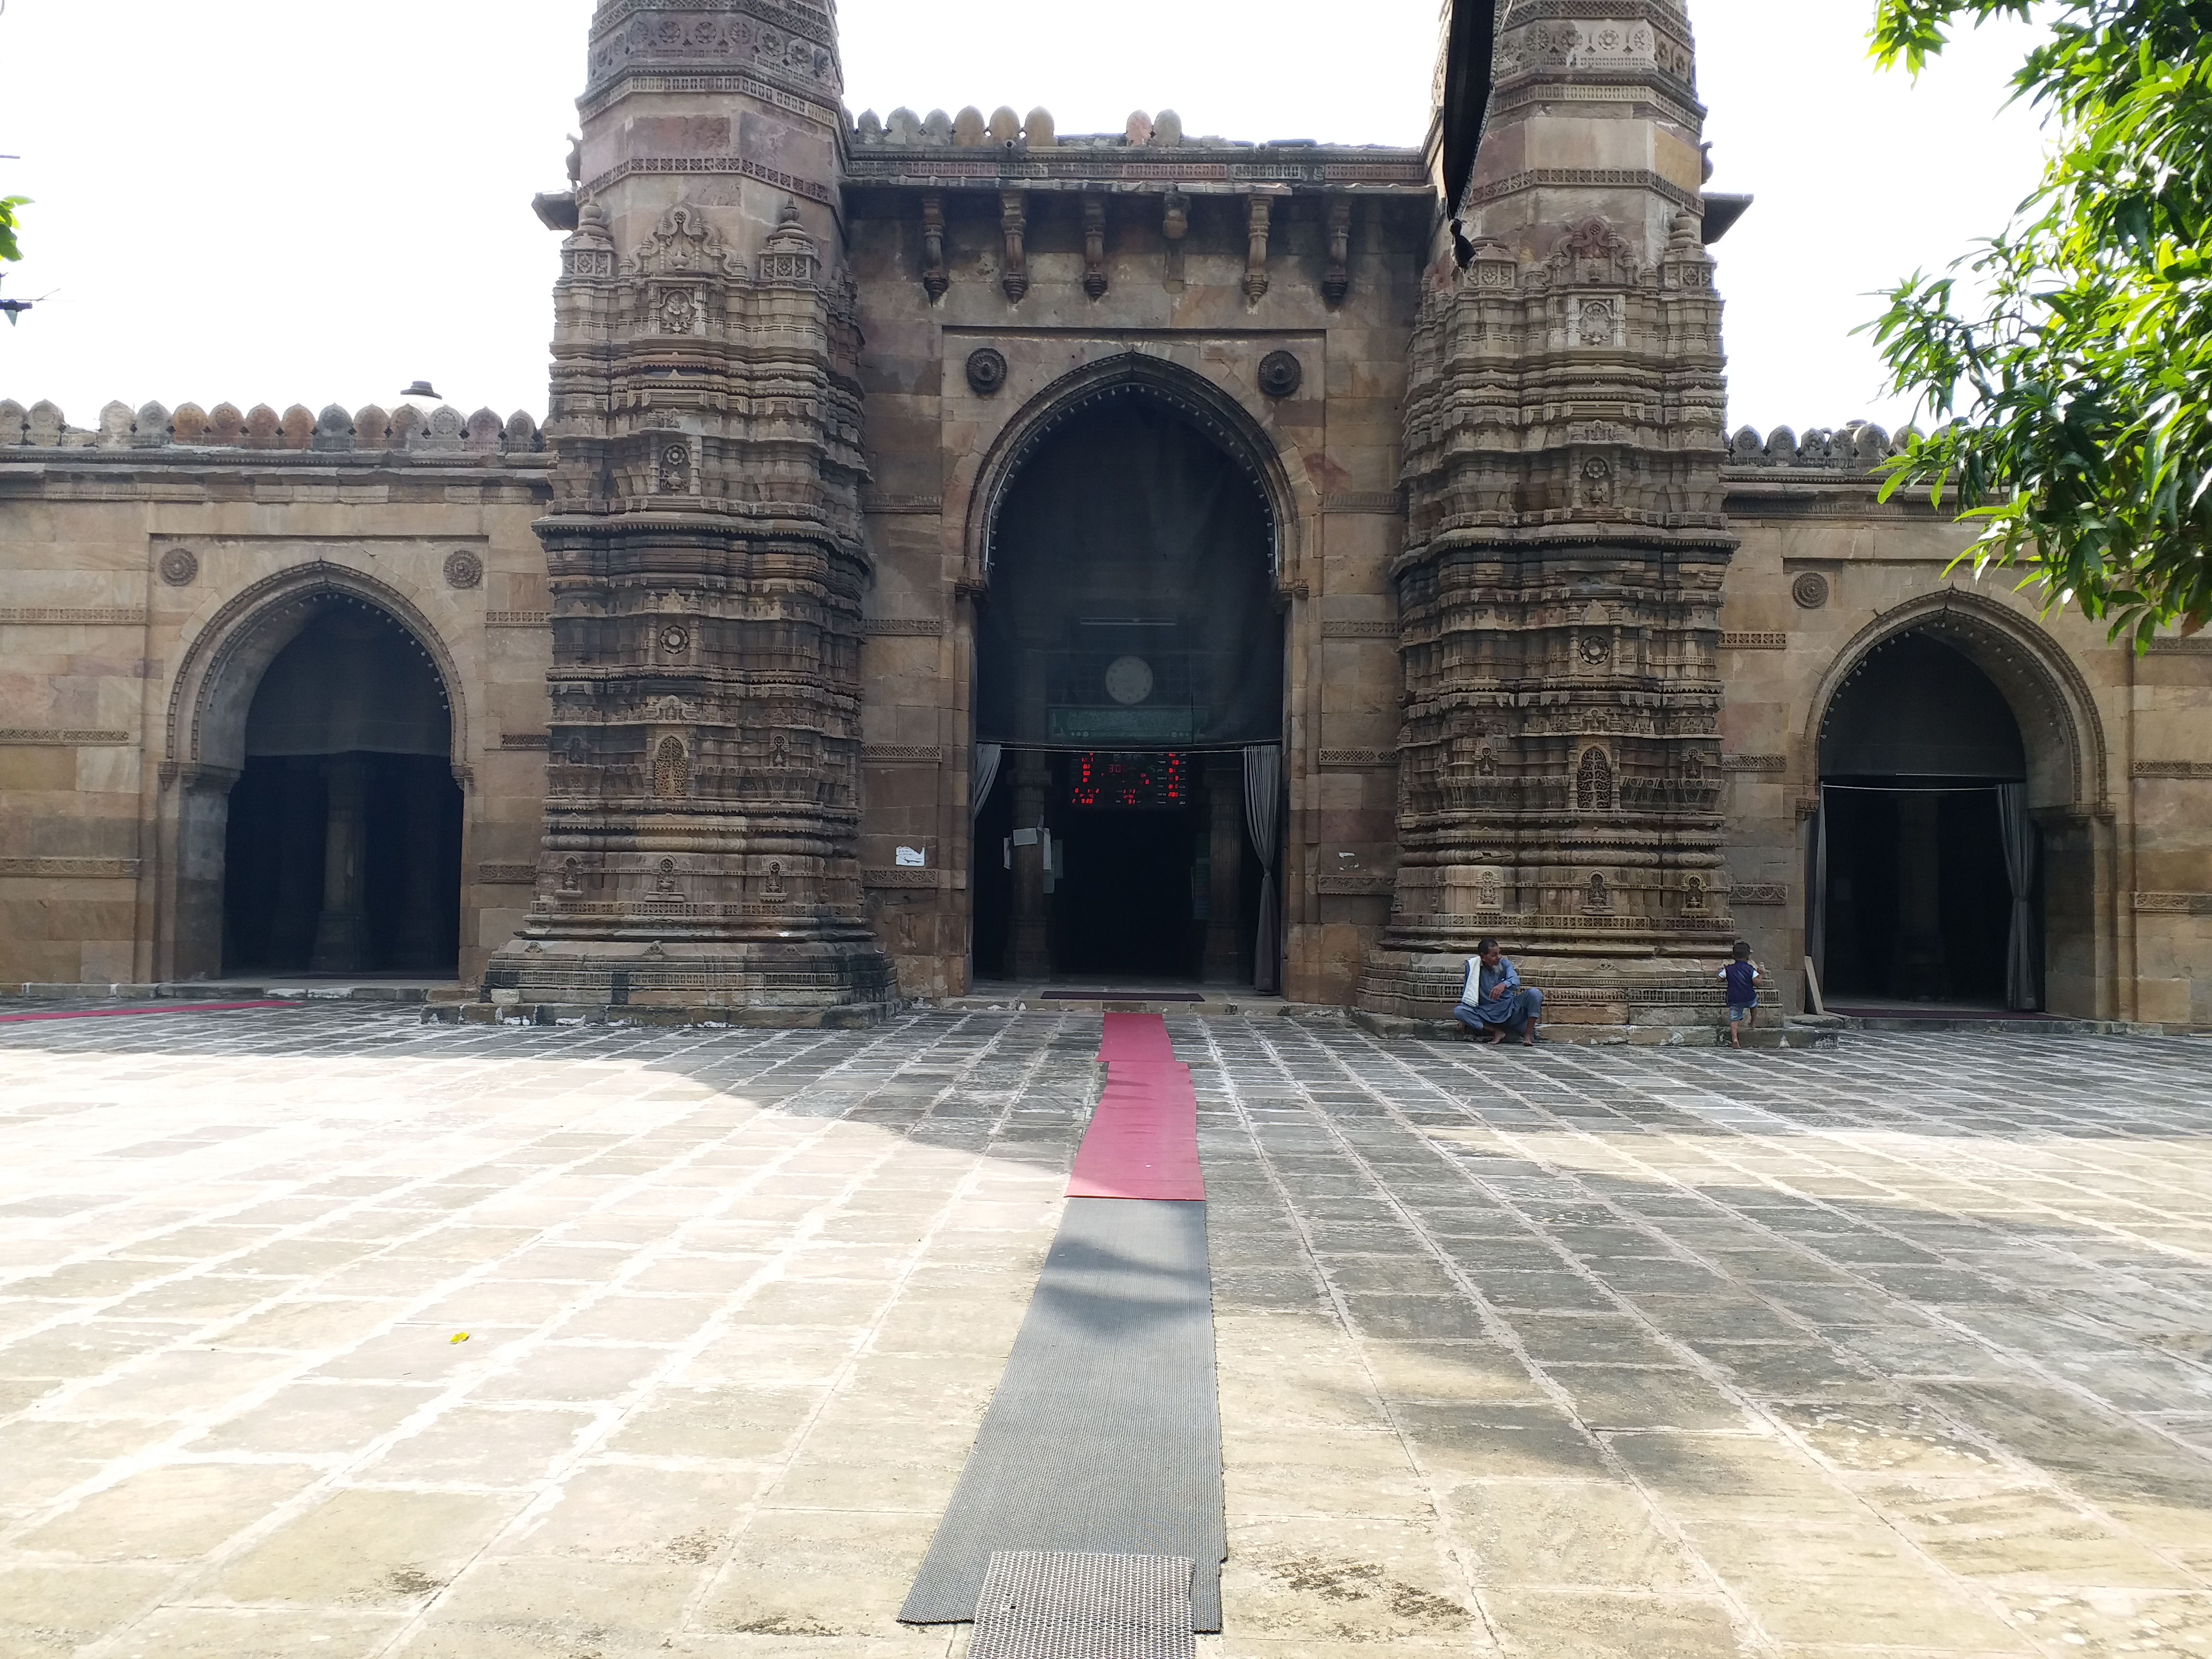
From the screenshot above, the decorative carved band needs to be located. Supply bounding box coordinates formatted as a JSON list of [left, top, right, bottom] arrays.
[[1465, 167, 1702, 214], [578, 72, 842, 132], [2134, 891, 2212, 914], [1316, 873, 1394, 895], [862, 618, 946, 636], [1321, 619, 1397, 639], [486, 611, 551, 628], [1730, 882, 1788, 905], [500, 733, 551, 750], [1721, 754, 1788, 772], [1320, 492, 1404, 515], [2133, 760, 2212, 777], [581, 156, 835, 207], [0, 858, 141, 879], [863, 866, 941, 888], [862, 744, 944, 764], [1719, 631, 1788, 650], [476, 863, 539, 886], [860, 494, 944, 515], [0, 607, 146, 626], [0, 729, 130, 745], [1318, 748, 1395, 768], [2147, 637, 2212, 655]]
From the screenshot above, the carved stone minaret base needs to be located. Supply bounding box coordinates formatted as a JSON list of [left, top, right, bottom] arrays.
[[1358, 0, 1739, 1028], [484, 0, 890, 1023]]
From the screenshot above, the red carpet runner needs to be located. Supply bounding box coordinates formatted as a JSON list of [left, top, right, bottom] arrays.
[[1066, 1012, 1205, 1202]]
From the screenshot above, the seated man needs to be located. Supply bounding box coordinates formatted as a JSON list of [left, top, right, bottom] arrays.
[[1453, 937, 1543, 1046]]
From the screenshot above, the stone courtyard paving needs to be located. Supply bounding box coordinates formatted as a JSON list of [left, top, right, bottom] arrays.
[[0, 1009, 2209, 1659]]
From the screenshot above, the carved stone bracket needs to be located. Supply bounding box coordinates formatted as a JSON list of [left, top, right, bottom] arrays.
[[1322, 197, 1351, 308], [1244, 195, 1272, 303], [919, 192, 949, 301], [999, 191, 1028, 303], [1081, 195, 1107, 299]]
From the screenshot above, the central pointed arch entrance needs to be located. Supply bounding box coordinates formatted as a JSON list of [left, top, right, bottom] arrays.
[[967, 359, 1290, 989]]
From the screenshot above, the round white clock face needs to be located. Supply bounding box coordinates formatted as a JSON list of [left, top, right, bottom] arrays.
[[1104, 654, 1154, 706]]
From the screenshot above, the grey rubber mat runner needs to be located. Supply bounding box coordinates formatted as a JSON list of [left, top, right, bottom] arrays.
[[900, 1197, 1226, 1631], [967, 1551, 1196, 1659]]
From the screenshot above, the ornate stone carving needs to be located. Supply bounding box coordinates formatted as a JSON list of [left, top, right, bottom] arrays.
[[1257, 351, 1302, 399], [1792, 571, 1831, 609], [492, 60, 887, 1017], [158, 548, 200, 588], [1576, 746, 1615, 811], [443, 550, 484, 590], [966, 348, 1009, 397], [1362, 4, 1735, 1027], [652, 736, 690, 799]]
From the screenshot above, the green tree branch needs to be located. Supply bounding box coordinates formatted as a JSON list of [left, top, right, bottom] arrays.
[[1865, 0, 2212, 643]]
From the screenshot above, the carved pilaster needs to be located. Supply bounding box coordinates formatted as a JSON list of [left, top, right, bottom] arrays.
[[1243, 194, 1272, 303], [1000, 191, 1029, 303], [919, 192, 948, 301], [1162, 189, 1189, 290], [1322, 197, 1352, 308], [1081, 194, 1108, 299]]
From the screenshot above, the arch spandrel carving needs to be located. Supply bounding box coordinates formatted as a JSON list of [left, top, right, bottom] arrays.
[[957, 350, 1311, 598], [164, 562, 470, 777], [1803, 588, 2109, 814]]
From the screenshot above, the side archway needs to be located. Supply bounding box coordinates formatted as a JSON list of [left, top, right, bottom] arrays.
[[1801, 588, 2111, 1014], [159, 564, 471, 980]]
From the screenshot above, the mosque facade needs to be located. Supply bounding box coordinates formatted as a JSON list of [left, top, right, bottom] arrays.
[[2, 0, 2207, 1028]]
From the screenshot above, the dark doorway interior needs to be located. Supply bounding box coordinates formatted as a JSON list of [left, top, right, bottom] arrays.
[[1820, 787, 2016, 1004], [1817, 631, 2037, 1007], [221, 604, 462, 976], [225, 755, 463, 973], [1050, 769, 1203, 979], [971, 751, 1256, 984]]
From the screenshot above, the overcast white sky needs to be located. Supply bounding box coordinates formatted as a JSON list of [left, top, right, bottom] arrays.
[[0, 0, 2044, 436]]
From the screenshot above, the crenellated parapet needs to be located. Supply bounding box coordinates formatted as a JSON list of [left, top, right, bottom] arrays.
[[0, 399, 542, 455], [1724, 422, 1914, 472]]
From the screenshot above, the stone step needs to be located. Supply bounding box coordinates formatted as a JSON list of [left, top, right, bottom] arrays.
[[1350, 1008, 1840, 1048], [7, 981, 457, 1005]]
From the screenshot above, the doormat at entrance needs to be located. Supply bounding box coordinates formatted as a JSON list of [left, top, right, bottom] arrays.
[[898, 1197, 1226, 1632], [968, 1551, 1196, 1659], [1040, 990, 1206, 1001], [0, 1000, 297, 1025]]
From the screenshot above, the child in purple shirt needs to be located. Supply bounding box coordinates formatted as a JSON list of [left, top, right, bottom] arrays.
[[1718, 940, 1760, 1048]]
